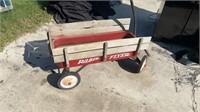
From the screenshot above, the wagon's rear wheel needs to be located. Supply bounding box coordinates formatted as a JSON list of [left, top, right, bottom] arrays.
[[57, 72, 80, 90], [137, 55, 148, 73]]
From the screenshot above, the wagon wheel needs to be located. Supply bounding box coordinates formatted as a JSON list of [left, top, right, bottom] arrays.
[[137, 55, 148, 73], [57, 72, 81, 90]]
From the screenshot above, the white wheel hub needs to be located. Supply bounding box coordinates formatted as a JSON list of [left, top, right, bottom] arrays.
[[60, 75, 78, 89], [139, 58, 147, 72]]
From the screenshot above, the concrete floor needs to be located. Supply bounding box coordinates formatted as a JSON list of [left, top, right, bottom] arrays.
[[0, 0, 200, 112]]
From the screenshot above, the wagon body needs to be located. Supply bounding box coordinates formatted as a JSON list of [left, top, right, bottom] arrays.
[[48, 18, 151, 68], [48, 18, 151, 89]]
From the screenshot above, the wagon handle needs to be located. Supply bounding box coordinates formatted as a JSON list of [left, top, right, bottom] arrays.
[[130, 0, 137, 36]]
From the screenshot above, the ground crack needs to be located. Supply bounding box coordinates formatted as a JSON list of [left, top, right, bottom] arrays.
[[173, 62, 200, 112]]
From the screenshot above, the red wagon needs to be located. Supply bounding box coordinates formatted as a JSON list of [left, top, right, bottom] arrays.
[[48, 18, 151, 89]]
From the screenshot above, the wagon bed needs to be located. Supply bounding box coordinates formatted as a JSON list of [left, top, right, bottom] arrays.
[[48, 18, 151, 89]]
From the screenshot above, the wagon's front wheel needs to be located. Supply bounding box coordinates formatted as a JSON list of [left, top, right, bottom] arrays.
[[57, 72, 80, 90]]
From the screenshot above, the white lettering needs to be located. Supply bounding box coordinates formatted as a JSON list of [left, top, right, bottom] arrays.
[[77, 57, 99, 64], [109, 53, 130, 60]]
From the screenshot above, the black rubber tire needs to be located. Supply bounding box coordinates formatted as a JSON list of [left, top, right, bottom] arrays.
[[57, 72, 81, 90], [137, 55, 148, 73]]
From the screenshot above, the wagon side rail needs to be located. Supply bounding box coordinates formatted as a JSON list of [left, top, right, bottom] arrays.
[[52, 37, 151, 67]]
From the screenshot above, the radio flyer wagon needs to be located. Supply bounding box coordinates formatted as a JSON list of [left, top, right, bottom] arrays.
[[48, 18, 151, 89]]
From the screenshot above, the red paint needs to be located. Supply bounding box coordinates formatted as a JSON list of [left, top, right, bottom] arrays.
[[52, 31, 133, 48], [57, 51, 135, 68]]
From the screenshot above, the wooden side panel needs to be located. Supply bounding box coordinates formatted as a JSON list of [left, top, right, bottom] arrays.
[[49, 18, 131, 31], [52, 37, 151, 56], [50, 25, 130, 38], [49, 18, 131, 40], [57, 51, 135, 68], [53, 44, 150, 63]]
